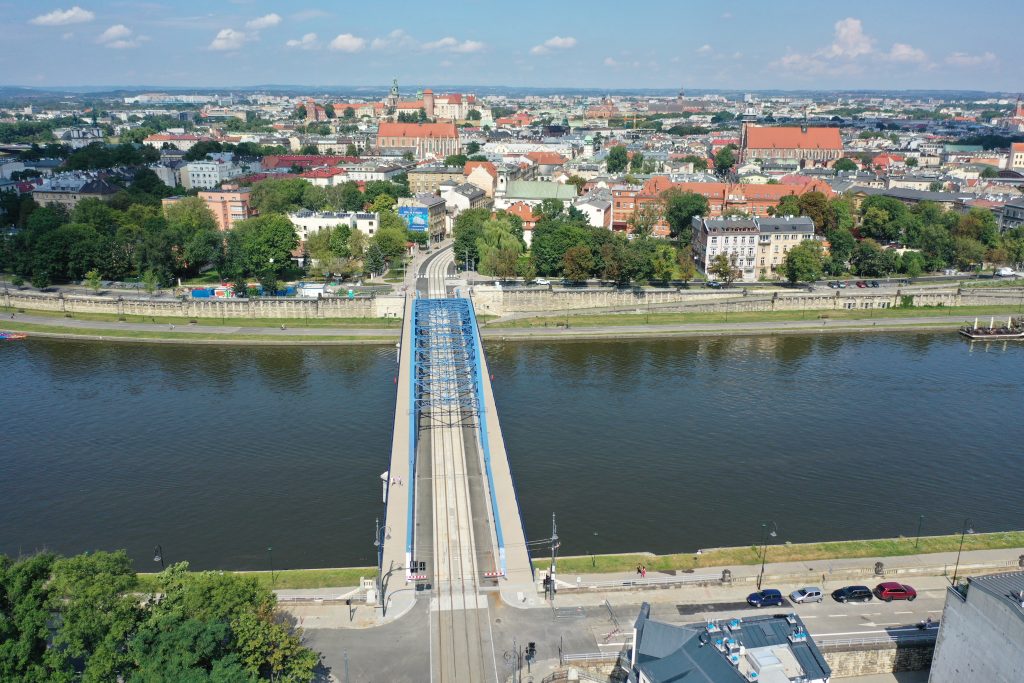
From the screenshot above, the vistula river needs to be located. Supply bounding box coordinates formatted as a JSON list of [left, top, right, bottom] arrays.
[[1, 333, 1022, 570]]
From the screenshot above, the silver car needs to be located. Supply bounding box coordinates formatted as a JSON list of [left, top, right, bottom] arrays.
[[790, 587, 823, 604]]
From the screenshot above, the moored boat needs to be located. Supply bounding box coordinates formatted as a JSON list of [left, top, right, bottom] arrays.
[[0, 331, 28, 340], [959, 316, 1024, 340]]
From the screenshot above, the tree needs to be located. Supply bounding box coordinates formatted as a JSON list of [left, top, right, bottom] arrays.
[[142, 268, 160, 294], [953, 236, 985, 270], [467, 109, 482, 121], [851, 239, 897, 276], [249, 178, 310, 215], [781, 240, 825, 283], [661, 189, 709, 241], [651, 244, 676, 283], [452, 208, 490, 270], [226, 214, 299, 282], [628, 202, 661, 238], [714, 146, 735, 175], [562, 245, 594, 282], [476, 217, 522, 278], [84, 268, 102, 293], [711, 110, 735, 124], [444, 154, 468, 168], [677, 245, 697, 284], [629, 151, 646, 172], [681, 154, 708, 171], [565, 175, 586, 194], [796, 192, 831, 233], [606, 145, 628, 173], [900, 250, 926, 278], [0, 553, 56, 682], [465, 141, 481, 155], [905, 157, 918, 168], [833, 157, 858, 171], [708, 252, 740, 284], [981, 166, 998, 178]]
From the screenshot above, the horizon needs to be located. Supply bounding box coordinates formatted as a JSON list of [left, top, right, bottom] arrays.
[[3, 0, 1021, 91]]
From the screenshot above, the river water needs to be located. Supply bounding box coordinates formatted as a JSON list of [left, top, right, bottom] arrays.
[[1, 334, 1021, 571]]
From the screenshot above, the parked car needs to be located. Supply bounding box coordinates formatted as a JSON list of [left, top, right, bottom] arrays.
[[837, 281, 848, 288], [705, 281, 723, 289], [827, 281, 840, 289], [856, 280, 867, 288], [869, 280, 881, 288], [790, 587, 824, 604], [747, 589, 785, 607], [831, 585, 873, 603], [874, 582, 917, 602], [534, 278, 550, 286]]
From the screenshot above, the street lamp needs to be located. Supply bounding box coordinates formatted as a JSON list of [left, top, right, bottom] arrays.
[[267, 546, 275, 589], [951, 518, 974, 587], [153, 545, 164, 570], [756, 521, 778, 591], [914, 514, 925, 550], [373, 517, 384, 599]]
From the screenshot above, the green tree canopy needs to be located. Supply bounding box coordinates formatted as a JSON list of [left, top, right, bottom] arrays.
[[606, 145, 628, 173], [661, 188, 709, 242], [781, 239, 825, 283]]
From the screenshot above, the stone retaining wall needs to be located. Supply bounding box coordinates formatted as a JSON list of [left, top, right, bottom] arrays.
[[1, 289, 406, 319], [822, 642, 934, 678]]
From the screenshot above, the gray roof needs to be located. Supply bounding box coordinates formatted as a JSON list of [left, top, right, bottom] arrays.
[[632, 603, 831, 683], [757, 216, 815, 234], [409, 166, 463, 175], [967, 571, 1024, 623], [410, 193, 445, 207], [851, 185, 971, 203], [453, 182, 485, 200]]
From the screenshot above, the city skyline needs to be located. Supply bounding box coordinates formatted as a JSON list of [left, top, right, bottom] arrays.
[[3, 0, 1021, 92]]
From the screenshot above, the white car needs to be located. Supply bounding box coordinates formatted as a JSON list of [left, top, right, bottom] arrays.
[[534, 278, 551, 286], [790, 587, 823, 604]]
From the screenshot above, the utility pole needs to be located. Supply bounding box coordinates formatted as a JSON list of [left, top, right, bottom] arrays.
[[550, 513, 559, 577]]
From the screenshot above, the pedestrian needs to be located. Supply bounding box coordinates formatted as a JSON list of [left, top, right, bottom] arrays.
[[641, 565, 647, 579], [636, 563, 642, 576]]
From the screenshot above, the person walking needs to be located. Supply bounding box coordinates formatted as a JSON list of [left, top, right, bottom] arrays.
[[641, 565, 647, 579], [636, 563, 642, 576]]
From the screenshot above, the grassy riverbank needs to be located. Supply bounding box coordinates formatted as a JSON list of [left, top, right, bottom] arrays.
[[534, 530, 1024, 575], [0, 320, 394, 344], [1, 308, 402, 328], [131, 531, 1024, 590], [488, 304, 1023, 329]]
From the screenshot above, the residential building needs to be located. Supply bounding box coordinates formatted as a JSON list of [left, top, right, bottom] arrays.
[[181, 159, 242, 190], [51, 126, 105, 150], [929, 571, 1024, 683], [376, 122, 460, 159], [164, 185, 255, 232], [692, 215, 820, 282], [493, 180, 577, 211], [286, 210, 379, 241], [407, 166, 465, 194], [1010, 143, 1024, 171], [464, 161, 498, 197], [32, 176, 119, 210], [339, 163, 406, 182], [630, 603, 831, 683], [1000, 199, 1024, 233], [142, 133, 215, 152], [574, 194, 612, 230], [740, 124, 843, 165], [262, 155, 358, 171], [299, 167, 349, 187], [440, 182, 489, 216], [847, 186, 971, 212], [398, 193, 447, 242]]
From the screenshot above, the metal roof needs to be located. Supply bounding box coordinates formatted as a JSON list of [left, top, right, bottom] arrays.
[[968, 571, 1024, 623]]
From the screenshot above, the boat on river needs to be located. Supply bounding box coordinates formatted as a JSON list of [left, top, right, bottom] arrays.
[[959, 316, 1024, 340], [0, 331, 28, 340]]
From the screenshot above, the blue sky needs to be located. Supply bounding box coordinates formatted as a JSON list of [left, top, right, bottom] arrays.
[[4, 0, 1020, 91]]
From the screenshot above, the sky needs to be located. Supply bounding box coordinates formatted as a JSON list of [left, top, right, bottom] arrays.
[[2, 0, 1021, 92]]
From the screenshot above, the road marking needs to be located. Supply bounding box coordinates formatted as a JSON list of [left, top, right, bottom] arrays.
[[828, 614, 845, 617], [928, 610, 942, 614], [895, 611, 913, 614], [875, 622, 900, 626], [815, 627, 925, 637], [801, 616, 818, 619]]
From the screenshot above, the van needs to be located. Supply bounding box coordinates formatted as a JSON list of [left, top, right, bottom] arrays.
[[995, 267, 1016, 277]]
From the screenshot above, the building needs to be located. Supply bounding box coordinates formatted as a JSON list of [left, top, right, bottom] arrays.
[[574, 194, 612, 230], [32, 176, 119, 210], [740, 124, 843, 166], [999, 199, 1024, 233], [493, 180, 577, 211], [440, 182, 489, 216], [929, 571, 1024, 683], [692, 215, 819, 282], [398, 193, 447, 242], [51, 126, 105, 150], [181, 159, 242, 190], [464, 161, 498, 197], [376, 122, 460, 159], [299, 167, 349, 187], [164, 185, 255, 232], [286, 210, 379, 241], [407, 166, 465, 195], [1010, 143, 1024, 171], [630, 603, 831, 683], [142, 133, 215, 152]]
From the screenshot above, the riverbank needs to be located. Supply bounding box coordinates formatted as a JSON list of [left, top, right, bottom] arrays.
[[3, 305, 1015, 345], [133, 530, 1024, 590]]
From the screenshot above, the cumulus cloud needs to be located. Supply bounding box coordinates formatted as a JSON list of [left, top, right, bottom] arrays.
[[423, 36, 484, 53], [371, 29, 415, 50], [285, 32, 318, 50], [821, 18, 874, 59], [97, 24, 146, 49], [329, 33, 366, 52], [209, 28, 248, 51], [31, 6, 94, 26], [775, 17, 886, 76], [97, 24, 131, 43], [246, 13, 281, 30], [945, 51, 998, 66], [888, 43, 927, 63], [696, 44, 712, 54], [530, 35, 576, 55]]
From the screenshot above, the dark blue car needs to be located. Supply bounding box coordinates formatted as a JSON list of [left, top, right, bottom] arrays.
[[746, 589, 785, 607]]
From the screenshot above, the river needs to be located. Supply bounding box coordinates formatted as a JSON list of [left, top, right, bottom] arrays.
[[1, 333, 1021, 571]]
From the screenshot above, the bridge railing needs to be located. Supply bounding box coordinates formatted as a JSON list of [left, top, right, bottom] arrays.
[[571, 573, 723, 590]]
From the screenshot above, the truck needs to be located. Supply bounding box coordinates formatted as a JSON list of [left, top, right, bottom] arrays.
[[995, 267, 1018, 278]]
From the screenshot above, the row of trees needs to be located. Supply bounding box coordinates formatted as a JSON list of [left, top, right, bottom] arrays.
[[0, 551, 319, 682], [246, 176, 410, 216]]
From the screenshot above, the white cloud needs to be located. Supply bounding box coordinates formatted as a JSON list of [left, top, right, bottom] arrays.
[[246, 13, 281, 30], [603, 57, 619, 67], [30, 6, 95, 26], [821, 18, 874, 59], [945, 51, 998, 66], [285, 32, 318, 50], [371, 29, 415, 50], [209, 28, 248, 51], [696, 44, 712, 55], [423, 36, 484, 53], [888, 43, 927, 63], [329, 33, 366, 53], [97, 24, 131, 43], [106, 38, 145, 49], [530, 35, 576, 55]]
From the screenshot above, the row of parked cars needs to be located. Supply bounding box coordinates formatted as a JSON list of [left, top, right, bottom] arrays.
[[747, 582, 918, 607], [827, 280, 881, 289]]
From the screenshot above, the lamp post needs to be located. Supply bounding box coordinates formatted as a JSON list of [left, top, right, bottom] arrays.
[[373, 517, 384, 600], [951, 518, 974, 587], [267, 546, 275, 589], [153, 545, 164, 570], [756, 521, 778, 591], [914, 514, 925, 550]]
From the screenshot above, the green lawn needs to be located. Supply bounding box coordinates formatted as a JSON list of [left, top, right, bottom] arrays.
[[489, 305, 1024, 329], [536, 530, 1024, 575], [137, 566, 375, 592], [2, 308, 402, 328], [0, 321, 395, 343]]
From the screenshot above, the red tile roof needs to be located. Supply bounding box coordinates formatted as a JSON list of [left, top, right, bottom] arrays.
[[526, 151, 567, 166], [464, 161, 497, 178], [1012, 142, 1024, 153], [504, 201, 539, 226], [377, 122, 458, 139], [744, 126, 842, 151]]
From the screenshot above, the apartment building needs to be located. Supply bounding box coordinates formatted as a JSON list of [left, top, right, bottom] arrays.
[[692, 215, 819, 282], [286, 210, 379, 241]]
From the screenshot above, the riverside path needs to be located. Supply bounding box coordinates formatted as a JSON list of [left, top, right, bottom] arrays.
[[379, 244, 534, 681]]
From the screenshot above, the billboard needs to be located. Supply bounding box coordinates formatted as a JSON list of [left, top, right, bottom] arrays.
[[398, 206, 430, 232]]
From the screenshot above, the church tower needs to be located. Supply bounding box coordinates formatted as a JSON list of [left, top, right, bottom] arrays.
[[386, 78, 399, 110]]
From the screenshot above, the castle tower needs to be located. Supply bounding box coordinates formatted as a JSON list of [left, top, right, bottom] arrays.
[[423, 89, 435, 119], [386, 78, 399, 109], [1016, 95, 1024, 119]]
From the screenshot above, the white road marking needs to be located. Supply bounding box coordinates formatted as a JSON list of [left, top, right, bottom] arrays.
[[895, 611, 913, 614], [828, 614, 845, 617], [816, 626, 925, 637]]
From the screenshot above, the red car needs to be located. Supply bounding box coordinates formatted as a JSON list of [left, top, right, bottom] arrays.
[[874, 582, 917, 602]]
